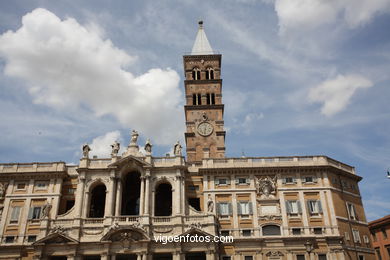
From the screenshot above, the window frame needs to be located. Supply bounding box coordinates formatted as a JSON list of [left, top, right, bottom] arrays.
[[9, 206, 21, 224]]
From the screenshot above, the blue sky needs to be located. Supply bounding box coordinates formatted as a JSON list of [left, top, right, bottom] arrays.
[[0, 0, 389, 220]]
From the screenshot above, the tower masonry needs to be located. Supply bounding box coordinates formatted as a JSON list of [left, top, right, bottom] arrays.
[[183, 21, 226, 162]]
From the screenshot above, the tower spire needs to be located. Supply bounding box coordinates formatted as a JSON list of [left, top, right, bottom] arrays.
[[191, 20, 214, 55]]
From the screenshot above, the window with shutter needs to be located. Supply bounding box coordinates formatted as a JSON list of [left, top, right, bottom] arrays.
[[10, 206, 21, 223]]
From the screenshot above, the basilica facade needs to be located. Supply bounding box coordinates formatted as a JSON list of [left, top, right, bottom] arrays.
[[0, 22, 374, 260]]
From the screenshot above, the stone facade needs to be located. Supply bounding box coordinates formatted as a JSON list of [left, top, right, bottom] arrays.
[[369, 215, 390, 259], [0, 22, 375, 260]]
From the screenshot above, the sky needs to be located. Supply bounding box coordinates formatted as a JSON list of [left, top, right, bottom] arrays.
[[0, 0, 389, 220]]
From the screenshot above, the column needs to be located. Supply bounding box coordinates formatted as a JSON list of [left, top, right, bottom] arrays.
[[140, 176, 145, 215], [175, 170, 181, 215], [319, 190, 330, 234], [180, 175, 185, 215], [75, 175, 86, 218], [251, 191, 260, 236], [101, 254, 108, 260], [279, 191, 289, 236], [325, 189, 338, 235], [67, 255, 75, 260], [145, 172, 150, 215], [298, 191, 309, 235], [115, 179, 122, 216], [137, 254, 142, 260], [83, 191, 90, 218], [286, 252, 293, 260], [106, 174, 116, 216], [231, 194, 239, 237]]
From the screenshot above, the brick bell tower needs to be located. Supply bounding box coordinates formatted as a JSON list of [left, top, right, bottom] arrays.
[[183, 21, 226, 162]]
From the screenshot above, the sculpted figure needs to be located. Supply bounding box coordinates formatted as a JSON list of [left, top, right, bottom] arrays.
[[130, 130, 139, 145], [111, 141, 120, 156], [82, 144, 91, 158], [41, 201, 52, 219], [144, 139, 152, 153], [257, 176, 277, 199], [174, 141, 182, 156], [207, 194, 214, 213]]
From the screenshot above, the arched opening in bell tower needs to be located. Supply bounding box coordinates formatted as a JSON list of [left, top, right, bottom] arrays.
[[154, 183, 172, 216], [121, 171, 141, 215]]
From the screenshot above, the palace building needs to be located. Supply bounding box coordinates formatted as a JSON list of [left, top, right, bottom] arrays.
[[0, 21, 374, 260]]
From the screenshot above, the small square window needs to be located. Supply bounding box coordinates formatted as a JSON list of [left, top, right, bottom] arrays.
[[220, 230, 230, 236], [5, 236, 15, 243], [242, 230, 251, 236], [16, 183, 26, 190], [314, 228, 323, 235], [222, 256, 231, 260], [296, 255, 305, 260], [35, 181, 48, 190], [292, 228, 301, 235], [305, 176, 313, 183], [285, 177, 294, 184], [238, 178, 247, 184], [244, 256, 253, 260], [27, 235, 36, 243], [218, 179, 227, 185]]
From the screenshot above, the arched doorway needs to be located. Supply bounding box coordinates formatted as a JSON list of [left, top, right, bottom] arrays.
[[121, 172, 141, 215], [155, 183, 172, 216], [89, 184, 106, 218]]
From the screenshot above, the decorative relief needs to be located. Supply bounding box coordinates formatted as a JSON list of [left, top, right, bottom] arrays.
[[258, 215, 282, 221], [50, 225, 66, 235], [187, 222, 203, 231], [256, 176, 277, 199], [153, 227, 173, 233], [265, 251, 284, 257], [82, 228, 104, 235]]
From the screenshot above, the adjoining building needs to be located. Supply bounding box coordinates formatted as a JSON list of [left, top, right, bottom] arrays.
[[369, 215, 390, 260], [0, 21, 375, 260]]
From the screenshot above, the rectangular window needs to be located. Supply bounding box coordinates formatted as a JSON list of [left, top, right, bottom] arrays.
[[220, 230, 230, 236], [292, 228, 301, 235], [242, 230, 251, 236], [307, 200, 323, 214], [371, 231, 377, 241], [296, 255, 305, 260], [345, 232, 350, 241], [314, 228, 323, 235], [218, 203, 231, 216], [244, 256, 253, 260], [10, 206, 21, 223], [358, 255, 365, 260], [347, 203, 357, 220], [216, 178, 230, 185], [28, 206, 42, 220], [363, 235, 370, 244], [353, 229, 361, 243], [27, 235, 37, 243], [237, 178, 248, 185], [16, 182, 26, 190], [238, 201, 252, 216], [35, 181, 48, 189], [282, 176, 297, 184], [286, 200, 301, 214], [5, 236, 15, 243], [222, 257, 231, 260]]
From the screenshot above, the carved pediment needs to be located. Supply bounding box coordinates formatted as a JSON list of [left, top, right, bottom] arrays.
[[265, 251, 284, 257], [33, 232, 78, 245], [109, 155, 151, 168]]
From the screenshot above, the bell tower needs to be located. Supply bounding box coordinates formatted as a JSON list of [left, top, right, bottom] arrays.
[[183, 21, 226, 162]]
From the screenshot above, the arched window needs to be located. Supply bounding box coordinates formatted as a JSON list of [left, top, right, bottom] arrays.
[[89, 184, 106, 218], [121, 172, 141, 215], [155, 183, 172, 216], [206, 68, 214, 80], [262, 225, 281, 236], [192, 68, 201, 80]]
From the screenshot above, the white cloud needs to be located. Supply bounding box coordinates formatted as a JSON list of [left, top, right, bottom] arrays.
[[0, 8, 183, 146], [89, 130, 122, 158], [271, 0, 390, 32], [308, 74, 373, 117]]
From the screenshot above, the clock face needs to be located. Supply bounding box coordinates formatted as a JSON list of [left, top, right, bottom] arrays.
[[197, 122, 213, 136]]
